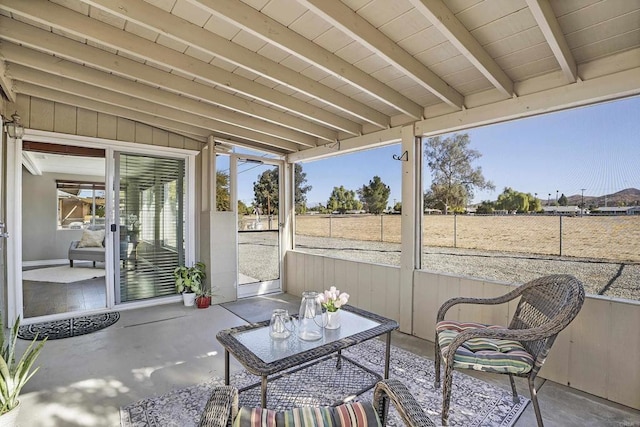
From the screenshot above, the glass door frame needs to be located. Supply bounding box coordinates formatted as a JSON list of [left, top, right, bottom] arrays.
[[112, 151, 190, 305], [5, 129, 197, 324], [232, 153, 286, 299]]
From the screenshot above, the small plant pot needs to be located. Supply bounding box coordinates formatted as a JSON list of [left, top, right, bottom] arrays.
[[196, 295, 211, 309], [182, 292, 196, 307], [0, 400, 21, 427]]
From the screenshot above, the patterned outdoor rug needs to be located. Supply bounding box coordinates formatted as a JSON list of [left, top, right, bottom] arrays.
[[18, 312, 120, 340], [120, 339, 529, 427]]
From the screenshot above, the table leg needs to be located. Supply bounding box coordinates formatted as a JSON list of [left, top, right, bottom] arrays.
[[225, 350, 230, 385], [384, 332, 391, 379], [261, 376, 268, 408], [336, 349, 342, 370]]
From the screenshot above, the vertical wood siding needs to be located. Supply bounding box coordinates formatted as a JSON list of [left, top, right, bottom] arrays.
[[6, 94, 202, 150], [285, 251, 640, 410]]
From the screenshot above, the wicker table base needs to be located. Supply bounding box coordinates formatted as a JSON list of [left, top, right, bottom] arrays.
[[234, 354, 381, 409], [217, 305, 398, 408]]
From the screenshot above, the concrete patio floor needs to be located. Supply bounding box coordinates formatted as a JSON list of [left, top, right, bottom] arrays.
[[16, 293, 640, 426]]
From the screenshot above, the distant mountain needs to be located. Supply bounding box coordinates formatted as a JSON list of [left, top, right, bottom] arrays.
[[566, 188, 640, 207]]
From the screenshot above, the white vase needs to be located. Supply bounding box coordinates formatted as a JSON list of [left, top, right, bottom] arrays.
[[182, 292, 196, 307], [0, 401, 20, 427], [325, 310, 341, 329]]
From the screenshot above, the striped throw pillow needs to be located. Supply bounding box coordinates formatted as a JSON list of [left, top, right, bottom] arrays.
[[233, 402, 381, 427]]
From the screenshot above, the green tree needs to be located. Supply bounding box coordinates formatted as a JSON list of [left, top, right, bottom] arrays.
[[294, 164, 312, 214], [476, 200, 495, 214], [327, 186, 362, 214], [558, 193, 568, 206], [424, 133, 494, 214], [495, 187, 541, 212], [253, 168, 278, 215], [393, 201, 402, 213], [496, 187, 528, 212], [237, 200, 252, 215], [216, 170, 230, 211], [529, 194, 542, 212], [253, 165, 312, 215], [357, 175, 390, 214], [423, 190, 445, 212]]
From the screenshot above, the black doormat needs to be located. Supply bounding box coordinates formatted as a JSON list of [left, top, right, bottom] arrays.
[[18, 312, 120, 340]]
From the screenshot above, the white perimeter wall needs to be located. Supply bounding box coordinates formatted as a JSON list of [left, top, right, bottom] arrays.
[[285, 250, 640, 410]]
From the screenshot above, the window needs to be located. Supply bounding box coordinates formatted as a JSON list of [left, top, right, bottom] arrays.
[[294, 144, 402, 266], [216, 154, 231, 212], [420, 96, 640, 302], [56, 181, 105, 229]]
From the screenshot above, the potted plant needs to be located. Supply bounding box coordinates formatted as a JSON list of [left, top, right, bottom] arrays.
[[0, 316, 46, 426], [174, 261, 206, 307], [196, 289, 213, 309]]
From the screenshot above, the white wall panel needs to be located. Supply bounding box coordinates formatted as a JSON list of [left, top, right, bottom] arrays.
[[607, 301, 640, 408], [285, 251, 640, 410], [8, 95, 200, 149]]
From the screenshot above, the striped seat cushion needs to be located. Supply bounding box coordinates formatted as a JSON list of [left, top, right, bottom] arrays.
[[233, 402, 381, 427], [436, 320, 534, 375]]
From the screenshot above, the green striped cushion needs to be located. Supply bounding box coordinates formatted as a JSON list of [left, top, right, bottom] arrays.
[[437, 320, 534, 375], [233, 402, 380, 427]]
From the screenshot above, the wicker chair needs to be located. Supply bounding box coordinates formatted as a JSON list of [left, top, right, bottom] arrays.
[[199, 379, 436, 427], [434, 274, 585, 427]]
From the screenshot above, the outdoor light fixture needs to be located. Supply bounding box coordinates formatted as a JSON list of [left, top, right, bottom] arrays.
[[3, 111, 24, 139]]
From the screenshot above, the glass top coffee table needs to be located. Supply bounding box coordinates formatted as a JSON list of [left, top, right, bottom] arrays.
[[216, 305, 399, 408]]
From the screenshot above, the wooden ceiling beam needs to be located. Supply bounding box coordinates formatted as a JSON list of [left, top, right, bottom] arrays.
[[0, 59, 16, 103], [407, 0, 514, 97], [13, 77, 300, 153], [0, 18, 338, 142], [526, 0, 577, 83], [2, 43, 317, 147], [299, 0, 464, 109], [81, 0, 390, 129], [188, 0, 425, 119], [22, 141, 105, 157], [0, 0, 360, 135]]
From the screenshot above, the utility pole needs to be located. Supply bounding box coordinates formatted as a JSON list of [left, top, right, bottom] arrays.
[[556, 190, 559, 204], [548, 193, 551, 206], [581, 188, 586, 216]]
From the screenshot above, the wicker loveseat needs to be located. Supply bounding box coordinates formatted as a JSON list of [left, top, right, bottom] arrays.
[[434, 274, 585, 426], [198, 380, 435, 427]]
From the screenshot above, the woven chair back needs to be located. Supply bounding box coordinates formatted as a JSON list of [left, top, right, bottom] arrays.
[[509, 274, 585, 360]]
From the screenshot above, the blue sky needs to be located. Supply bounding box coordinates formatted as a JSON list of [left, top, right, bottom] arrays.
[[233, 95, 639, 207]]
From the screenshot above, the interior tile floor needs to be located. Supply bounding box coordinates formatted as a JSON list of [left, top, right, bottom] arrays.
[[22, 263, 107, 318], [15, 293, 640, 427]]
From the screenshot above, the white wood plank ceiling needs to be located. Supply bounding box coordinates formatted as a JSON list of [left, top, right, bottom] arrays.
[[0, 0, 639, 158]]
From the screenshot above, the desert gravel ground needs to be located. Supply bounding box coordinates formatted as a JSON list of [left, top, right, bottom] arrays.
[[286, 236, 639, 301], [238, 232, 638, 300]]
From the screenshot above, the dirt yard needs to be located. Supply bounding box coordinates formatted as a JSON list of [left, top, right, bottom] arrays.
[[295, 214, 640, 263]]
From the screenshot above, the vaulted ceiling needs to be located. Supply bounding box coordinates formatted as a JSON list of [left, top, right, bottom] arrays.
[[1, 0, 639, 159]]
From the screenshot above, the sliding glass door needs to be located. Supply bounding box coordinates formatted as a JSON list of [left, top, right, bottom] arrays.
[[114, 153, 185, 303]]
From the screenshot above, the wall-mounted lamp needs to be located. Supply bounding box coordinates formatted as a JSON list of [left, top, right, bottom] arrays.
[[4, 111, 24, 139]]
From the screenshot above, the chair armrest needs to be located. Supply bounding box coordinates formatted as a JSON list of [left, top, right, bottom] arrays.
[[198, 386, 238, 427], [436, 285, 525, 322], [373, 379, 435, 427]]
